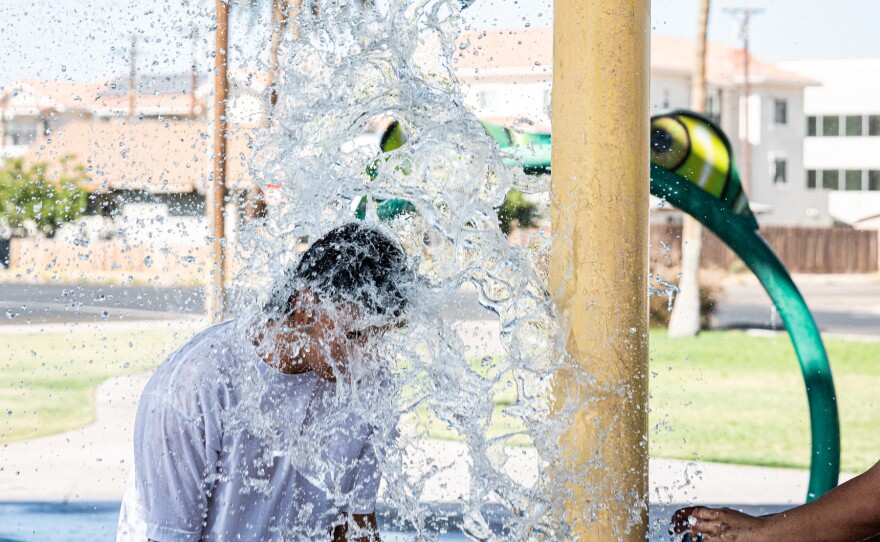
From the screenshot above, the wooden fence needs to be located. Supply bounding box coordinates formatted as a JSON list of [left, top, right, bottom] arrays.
[[651, 224, 879, 274]]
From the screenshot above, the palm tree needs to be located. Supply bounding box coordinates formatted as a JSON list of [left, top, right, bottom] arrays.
[[667, 0, 710, 338]]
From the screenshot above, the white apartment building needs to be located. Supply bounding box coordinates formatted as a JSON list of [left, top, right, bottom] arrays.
[[453, 29, 827, 226], [778, 59, 880, 229]]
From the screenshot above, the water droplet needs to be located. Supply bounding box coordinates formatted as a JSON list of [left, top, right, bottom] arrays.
[[144, 256, 153, 268]]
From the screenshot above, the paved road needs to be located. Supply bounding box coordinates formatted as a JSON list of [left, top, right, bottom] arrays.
[[0, 283, 494, 326], [3, 281, 879, 336], [0, 283, 204, 325], [713, 282, 880, 337]]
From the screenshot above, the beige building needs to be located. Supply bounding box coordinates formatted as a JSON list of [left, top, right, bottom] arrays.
[[1, 70, 269, 158], [0, 77, 203, 158], [0, 68, 274, 243]]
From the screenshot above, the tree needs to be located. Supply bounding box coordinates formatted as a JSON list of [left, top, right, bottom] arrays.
[[667, 0, 710, 338], [0, 157, 89, 238]]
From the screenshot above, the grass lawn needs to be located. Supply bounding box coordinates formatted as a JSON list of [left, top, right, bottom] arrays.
[[650, 330, 880, 473], [0, 325, 200, 443], [2, 324, 877, 474]]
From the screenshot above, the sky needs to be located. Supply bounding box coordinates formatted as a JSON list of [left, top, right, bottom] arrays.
[[2, 0, 879, 87]]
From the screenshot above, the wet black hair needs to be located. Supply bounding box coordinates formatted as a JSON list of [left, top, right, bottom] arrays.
[[266, 222, 414, 321]]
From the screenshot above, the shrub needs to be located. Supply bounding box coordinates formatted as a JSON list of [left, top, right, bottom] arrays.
[[0, 157, 88, 238], [497, 189, 539, 235]]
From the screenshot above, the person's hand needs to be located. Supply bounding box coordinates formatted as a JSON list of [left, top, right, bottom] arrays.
[[671, 506, 773, 541]]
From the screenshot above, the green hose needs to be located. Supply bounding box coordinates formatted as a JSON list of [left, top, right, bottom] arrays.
[[370, 115, 841, 499], [650, 164, 840, 500]]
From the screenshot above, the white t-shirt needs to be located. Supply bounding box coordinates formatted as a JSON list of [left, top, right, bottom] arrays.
[[117, 321, 387, 542]]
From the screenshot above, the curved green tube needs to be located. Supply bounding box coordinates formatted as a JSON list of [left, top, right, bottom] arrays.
[[370, 114, 840, 499], [650, 164, 839, 500]]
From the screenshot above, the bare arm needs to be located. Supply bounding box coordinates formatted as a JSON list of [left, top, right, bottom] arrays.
[[673, 460, 880, 541], [332, 512, 380, 542]]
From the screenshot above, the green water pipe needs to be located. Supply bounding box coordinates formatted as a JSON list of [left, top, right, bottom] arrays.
[[650, 164, 839, 500], [369, 114, 840, 500]]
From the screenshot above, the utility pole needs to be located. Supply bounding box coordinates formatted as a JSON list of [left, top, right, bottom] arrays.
[[208, 0, 230, 322], [725, 5, 764, 195], [0, 93, 7, 152], [128, 34, 137, 121], [191, 29, 199, 119]]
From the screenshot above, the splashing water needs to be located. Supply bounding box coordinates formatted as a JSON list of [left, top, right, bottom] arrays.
[[217, 0, 566, 539]]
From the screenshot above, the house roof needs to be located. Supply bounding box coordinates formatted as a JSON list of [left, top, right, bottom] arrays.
[[1, 79, 204, 117], [25, 120, 256, 193], [651, 35, 817, 86], [0, 80, 98, 114], [453, 28, 816, 87]]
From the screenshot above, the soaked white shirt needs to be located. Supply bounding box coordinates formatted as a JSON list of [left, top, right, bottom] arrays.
[[116, 322, 385, 542]]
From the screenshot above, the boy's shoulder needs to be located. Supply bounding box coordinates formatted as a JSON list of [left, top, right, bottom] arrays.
[[162, 321, 242, 375], [142, 321, 246, 415]]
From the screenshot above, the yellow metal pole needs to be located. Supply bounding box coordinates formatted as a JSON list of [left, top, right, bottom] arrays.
[[550, 0, 650, 540], [208, 0, 229, 322]]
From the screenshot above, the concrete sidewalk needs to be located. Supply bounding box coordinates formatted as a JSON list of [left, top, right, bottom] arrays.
[[1, 364, 851, 506]]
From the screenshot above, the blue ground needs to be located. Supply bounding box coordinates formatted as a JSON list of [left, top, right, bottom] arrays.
[[0, 502, 787, 541]]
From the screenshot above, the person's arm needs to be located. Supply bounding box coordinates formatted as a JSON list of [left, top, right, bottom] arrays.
[[133, 391, 220, 542], [332, 512, 380, 542], [673, 460, 880, 541], [334, 424, 392, 542]]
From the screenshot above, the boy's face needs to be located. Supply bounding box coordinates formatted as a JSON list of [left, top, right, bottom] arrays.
[[282, 293, 395, 382]]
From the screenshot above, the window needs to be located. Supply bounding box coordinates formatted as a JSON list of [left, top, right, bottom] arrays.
[[823, 116, 840, 136], [822, 170, 839, 190], [772, 158, 787, 184], [478, 90, 500, 109], [773, 99, 787, 125], [807, 116, 817, 136], [845, 116, 863, 136], [869, 170, 880, 191], [9, 120, 37, 146], [806, 169, 817, 189], [869, 116, 880, 136], [705, 93, 721, 123], [845, 170, 863, 190]]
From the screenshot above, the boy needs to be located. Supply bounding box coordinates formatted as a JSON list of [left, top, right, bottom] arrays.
[[117, 222, 415, 542]]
